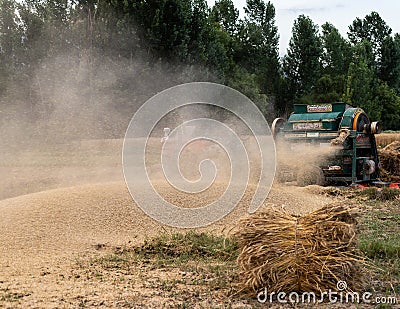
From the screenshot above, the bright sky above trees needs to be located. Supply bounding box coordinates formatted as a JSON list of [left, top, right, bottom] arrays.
[[207, 0, 400, 55]]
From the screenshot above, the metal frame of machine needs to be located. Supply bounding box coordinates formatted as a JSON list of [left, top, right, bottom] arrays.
[[272, 102, 381, 186]]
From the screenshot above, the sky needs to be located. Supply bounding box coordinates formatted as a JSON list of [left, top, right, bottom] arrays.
[[206, 0, 400, 56]]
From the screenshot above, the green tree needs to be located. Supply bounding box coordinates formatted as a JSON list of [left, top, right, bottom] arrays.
[[313, 23, 353, 103], [312, 75, 343, 102], [235, 0, 280, 97], [321, 22, 352, 77], [210, 0, 238, 36], [200, 22, 232, 75], [129, 0, 193, 59], [0, 0, 33, 96], [238, 1, 280, 71], [0, 0, 16, 93], [348, 11, 392, 63], [0, 0, 25, 68], [343, 42, 377, 118], [226, 65, 270, 118], [166, 0, 232, 76], [378, 34, 400, 90], [283, 15, 322, 101], [373, 81, 400, 129]]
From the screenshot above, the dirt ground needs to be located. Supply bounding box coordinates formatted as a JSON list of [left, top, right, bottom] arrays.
[[0, 139, 340, 308]]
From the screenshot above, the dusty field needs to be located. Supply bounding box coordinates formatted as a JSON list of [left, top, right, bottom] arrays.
[[0, 139, 343, 307]]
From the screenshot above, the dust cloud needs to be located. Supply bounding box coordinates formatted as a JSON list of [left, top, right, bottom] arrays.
[[0, 49, 216, 200], [274, 138, 339, 183]]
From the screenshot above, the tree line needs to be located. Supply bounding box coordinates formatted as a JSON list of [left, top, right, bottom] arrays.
[[1, 0, 400, 130]]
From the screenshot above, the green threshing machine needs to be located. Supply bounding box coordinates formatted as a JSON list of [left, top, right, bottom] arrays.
[[272, 102, 381, 186]]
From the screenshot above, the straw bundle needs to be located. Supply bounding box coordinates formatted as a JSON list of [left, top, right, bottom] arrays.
[[379, 141, 400, 182], [235, 204, 365, 295]]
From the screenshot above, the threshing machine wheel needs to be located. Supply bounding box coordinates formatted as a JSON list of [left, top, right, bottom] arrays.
[[271, 118, 286, 139]]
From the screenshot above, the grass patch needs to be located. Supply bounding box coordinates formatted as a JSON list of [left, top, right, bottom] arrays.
[[84, 232, 239, 273], [360, 237, 400, 260], [0, 291, 29, 302], [359, 206, 400, 260], [133, 232, 238, 264], [357, 187, 400, 201], [358, 200, 400, 295], [78, 232, 239, 287], [89, 232, 239, 273]]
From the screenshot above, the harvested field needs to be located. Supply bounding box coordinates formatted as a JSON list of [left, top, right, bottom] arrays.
[[1, 126, 400, 309], [0, 139, 342, 307]]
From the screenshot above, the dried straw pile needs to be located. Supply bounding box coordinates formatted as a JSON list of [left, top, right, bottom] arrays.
[[235, 204, 365, 295], [379, 141, 400, 182]]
